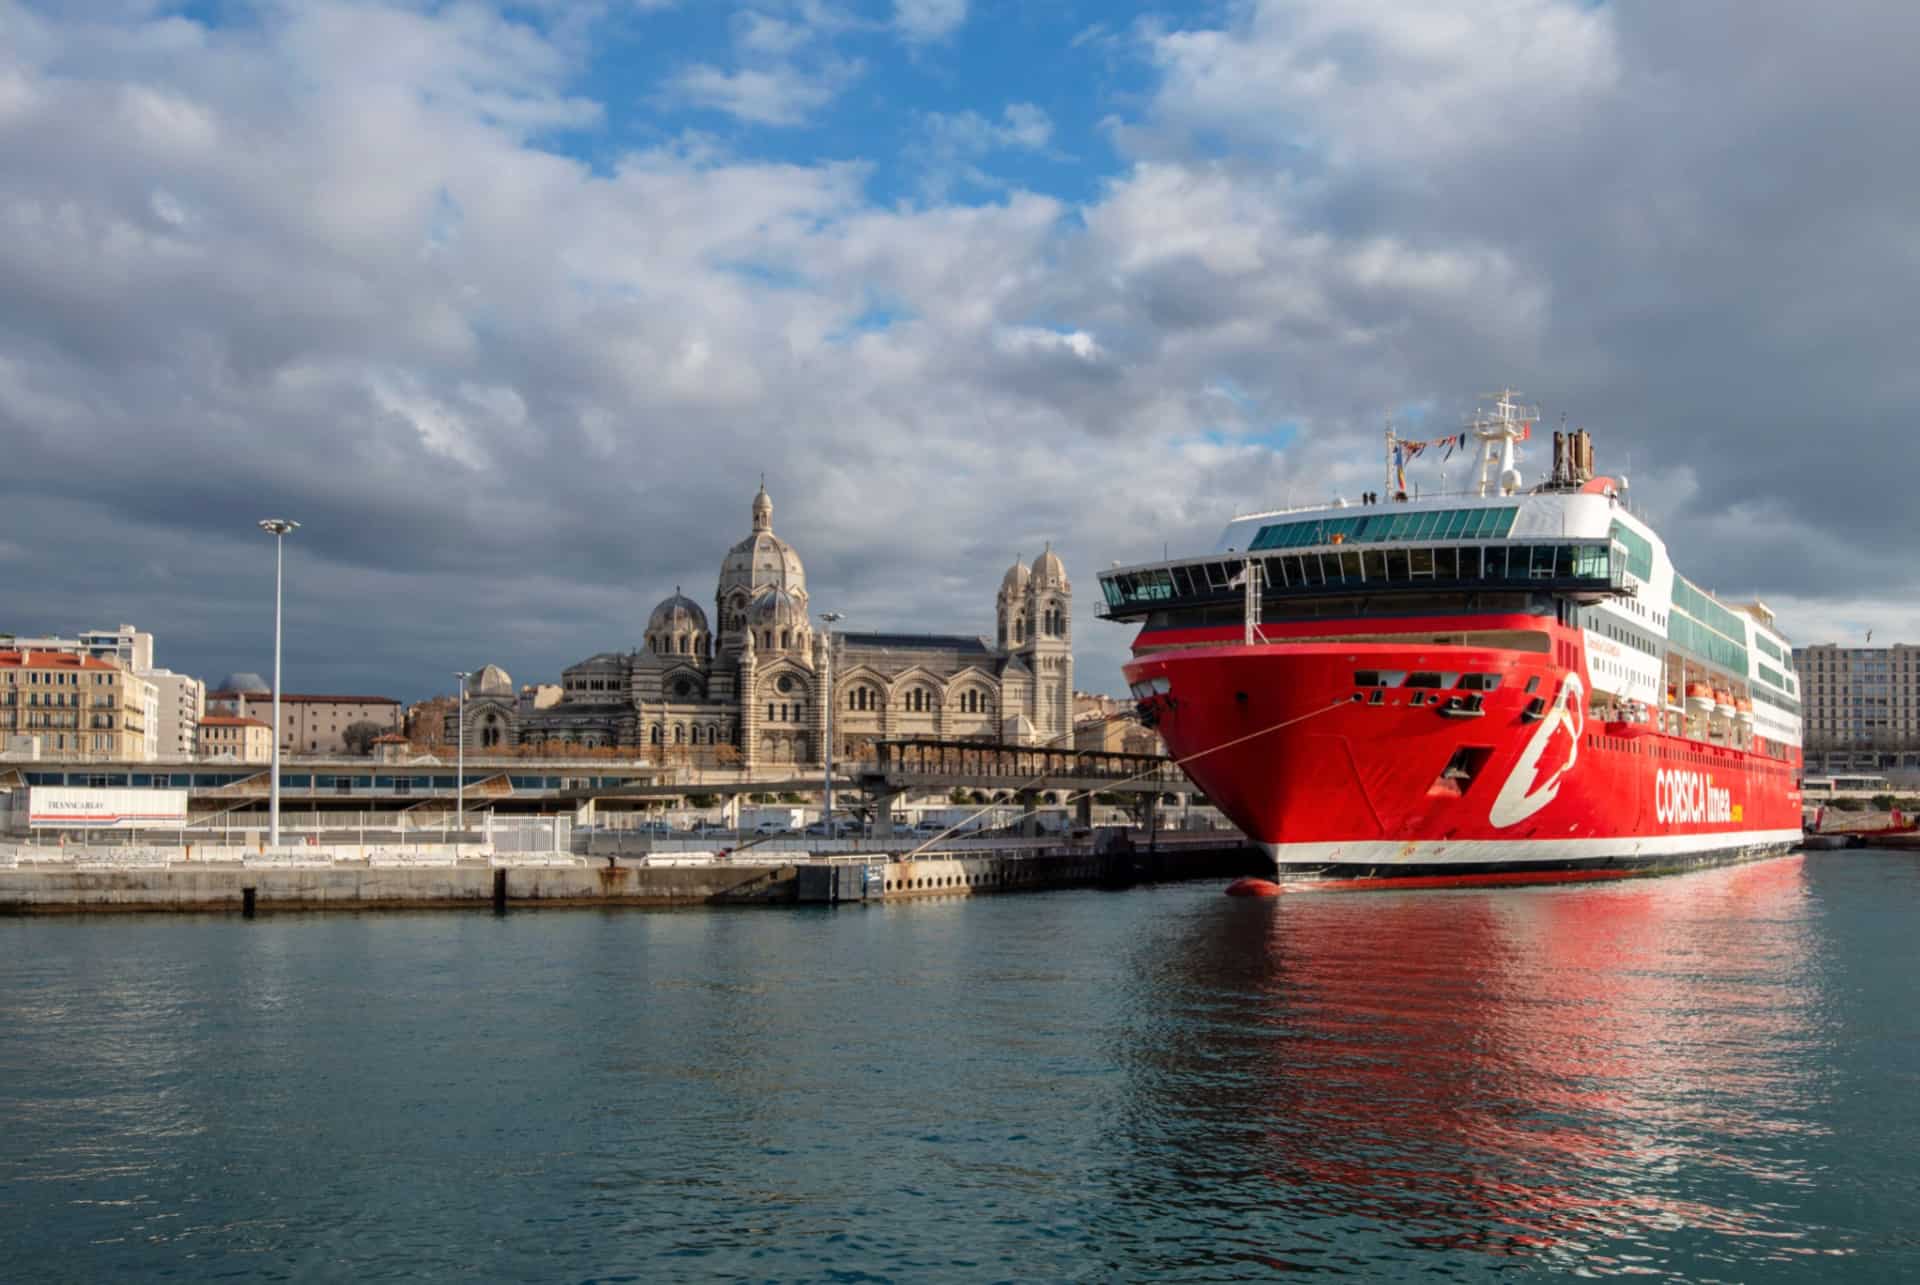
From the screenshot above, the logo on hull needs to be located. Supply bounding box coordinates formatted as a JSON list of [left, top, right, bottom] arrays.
[[1655, 770, 1733, 825], [1488, 674, 1584, 828]]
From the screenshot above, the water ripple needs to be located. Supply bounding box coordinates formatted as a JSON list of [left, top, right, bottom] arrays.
[[1, 856, 1918, 1280]]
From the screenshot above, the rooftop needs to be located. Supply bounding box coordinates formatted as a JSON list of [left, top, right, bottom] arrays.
[[206, 691, 400, 705], [841, 632, 994, 655], [0, 650, 119, 671], [200, 715, 271, 728]]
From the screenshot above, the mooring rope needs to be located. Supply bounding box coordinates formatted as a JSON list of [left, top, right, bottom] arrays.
[[900, 696, 1350, 859]]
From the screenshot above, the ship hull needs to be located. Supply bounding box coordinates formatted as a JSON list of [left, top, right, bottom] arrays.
[[1125, 628, 1803, 885]]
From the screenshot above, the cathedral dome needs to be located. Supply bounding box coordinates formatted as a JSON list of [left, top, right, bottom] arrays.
[[750, 587, 808, 630], [717, 483, 807, 616], [1000, 558, 1031, 596], [467, 664, 513, 697], [1032, 546, 1069, 588], [647, 589, 709, 637]]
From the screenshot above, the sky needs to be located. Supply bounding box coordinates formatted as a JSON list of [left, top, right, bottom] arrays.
[[2, 0, 1918, 703]]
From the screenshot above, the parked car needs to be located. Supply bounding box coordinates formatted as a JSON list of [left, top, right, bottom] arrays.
[[803, 820, 856, 838]]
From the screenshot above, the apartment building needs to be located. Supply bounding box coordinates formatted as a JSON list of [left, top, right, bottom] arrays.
[[143, 669, 205, 758], [1793, 643, 1920, 776], [0, 649, 151, 760]]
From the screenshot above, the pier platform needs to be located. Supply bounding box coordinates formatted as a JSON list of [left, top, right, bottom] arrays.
[[0, 836, 1262, 914]]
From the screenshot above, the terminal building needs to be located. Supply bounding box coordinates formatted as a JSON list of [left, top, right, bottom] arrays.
[[457, 484, 1074, 769], [1794, 643, 1920, 779]]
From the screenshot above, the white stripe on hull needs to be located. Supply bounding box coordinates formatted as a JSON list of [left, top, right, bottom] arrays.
[[1261, 828, 1804, 867]]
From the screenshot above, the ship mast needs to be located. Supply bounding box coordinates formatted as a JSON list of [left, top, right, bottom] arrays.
[[1472, 388, 1539, 497]]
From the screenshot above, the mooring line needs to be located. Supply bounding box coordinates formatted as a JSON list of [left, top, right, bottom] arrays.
[[900, 696, 1348, 860]]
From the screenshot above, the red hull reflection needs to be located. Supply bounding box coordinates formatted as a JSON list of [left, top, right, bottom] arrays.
[[1157, 857, 1824, 1268]]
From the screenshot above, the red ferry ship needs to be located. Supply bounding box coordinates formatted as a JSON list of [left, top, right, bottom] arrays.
[[1100, 391, 1803, 884]]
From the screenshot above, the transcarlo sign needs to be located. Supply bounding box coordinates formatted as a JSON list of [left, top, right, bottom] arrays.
[[27, 788, 189, 830]]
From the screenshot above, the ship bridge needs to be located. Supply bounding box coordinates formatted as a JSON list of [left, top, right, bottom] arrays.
[[1098, 527, 1631, 625]]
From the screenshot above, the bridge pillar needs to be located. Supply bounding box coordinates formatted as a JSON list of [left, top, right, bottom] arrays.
[[1020, 790, 1039, 839], [1076, 793, 1094, 828], [871, 788, 905, 839]]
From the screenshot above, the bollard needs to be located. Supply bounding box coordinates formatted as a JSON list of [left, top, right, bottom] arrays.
[[241, 886, 257, 918], [492, 868, 508, 914]]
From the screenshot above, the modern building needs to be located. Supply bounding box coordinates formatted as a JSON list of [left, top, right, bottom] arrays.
[[456, 483, 1074, 768], [144, 669, 205, 758], [206, 678, 405, 755], [0, 649, 151, 760], [1794, 643, 1920, 778], [6, 623, 155, 674], [196, 715, 274, 763]]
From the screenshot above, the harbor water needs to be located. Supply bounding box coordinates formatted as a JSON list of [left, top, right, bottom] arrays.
[[3, 852, 1917, 1280]]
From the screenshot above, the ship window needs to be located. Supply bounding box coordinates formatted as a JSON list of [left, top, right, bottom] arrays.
[[1385, 548, 1410, 581], [1319, 553, 1344, 585], [1170, 565, 1196, 597], [1340, 551, 1364, 581], [1525, 675, 1541, 694], [1459, 673, 1503, 691], [1530, 546, 1558, 579], [1363, 549, 1389, 581], [1443, 510, 1470, 538], [1432, 547, 1458, 579], [1300, 556, 1324, 587], [1409, 547, 1435, 578]]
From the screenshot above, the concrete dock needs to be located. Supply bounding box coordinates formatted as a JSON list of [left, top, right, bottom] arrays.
[[0, 840, 1262, 914]]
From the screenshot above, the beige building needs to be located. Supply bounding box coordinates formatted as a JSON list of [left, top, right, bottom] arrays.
[[456, 484, 1075, 767], [207, 680, 403, 754], [0, 649, 151, 760], [197, 715, 274, 763]]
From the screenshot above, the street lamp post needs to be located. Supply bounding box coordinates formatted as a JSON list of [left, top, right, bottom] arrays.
[[819, 611, 844, 835], [453, 671, 471, 849], [258, 519, 299, 848]]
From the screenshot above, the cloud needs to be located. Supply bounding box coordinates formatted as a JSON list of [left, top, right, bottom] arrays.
[[911, 102, 1054, 197], [2, 0, 1919, 708], [666, 59, 856, 126], [893, 0, 967, 44], [662, 5, 864, 126]]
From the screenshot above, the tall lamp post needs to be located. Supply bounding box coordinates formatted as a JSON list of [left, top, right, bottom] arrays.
[[453, 671, 471, 848], [258, 519, 299, 848], [819, 611, 844, 834]]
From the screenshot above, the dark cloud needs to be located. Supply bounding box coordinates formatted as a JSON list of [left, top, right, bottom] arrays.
[[2, 0, 1915, 706]]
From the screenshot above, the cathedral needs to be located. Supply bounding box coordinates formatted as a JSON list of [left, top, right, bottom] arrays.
[[456, 484, 1073, 768]]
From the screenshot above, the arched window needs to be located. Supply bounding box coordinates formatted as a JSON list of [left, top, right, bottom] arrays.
[[678, 635, 688, 654], [781, 630, 791, 649], [674, 725, 685, 744], [1016, 617, 1026, 643], [650, 725, 661, 745], [763, 631, 773, 649], [767, 703, 775, 721]]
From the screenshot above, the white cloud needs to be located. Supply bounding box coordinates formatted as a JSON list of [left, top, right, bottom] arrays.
[[667, 59, 856, 127], [893, 0, 967, 44]]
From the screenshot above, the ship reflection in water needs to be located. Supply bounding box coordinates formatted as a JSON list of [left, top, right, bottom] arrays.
[[1112, 856, 1850, 1276]]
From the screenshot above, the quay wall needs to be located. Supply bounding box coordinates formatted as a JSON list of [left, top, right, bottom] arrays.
[[0, 840, 1264, 914]]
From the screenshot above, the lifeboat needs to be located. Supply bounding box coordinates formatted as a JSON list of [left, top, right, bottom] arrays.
[[1735, 696, 1754, 734], [1713, 687, 1736, 718], [1685, 681, 1714, 714]]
